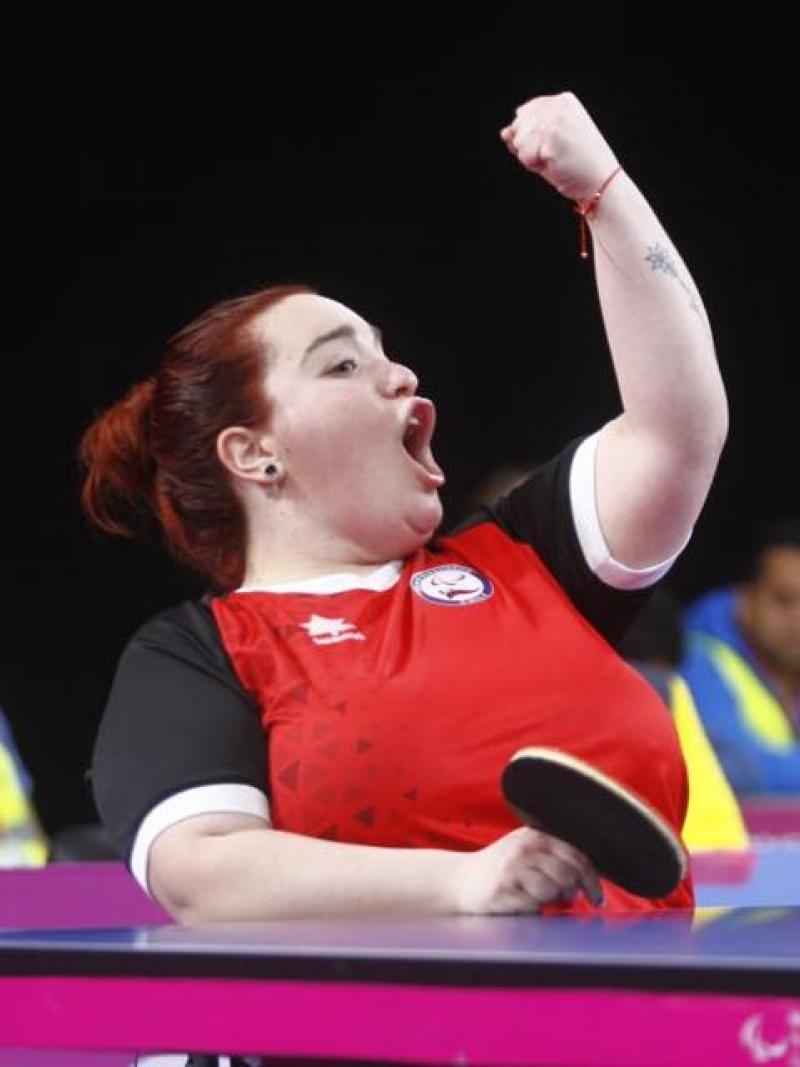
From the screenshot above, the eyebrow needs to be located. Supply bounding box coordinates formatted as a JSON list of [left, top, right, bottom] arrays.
[[301, 323, 383, 363]]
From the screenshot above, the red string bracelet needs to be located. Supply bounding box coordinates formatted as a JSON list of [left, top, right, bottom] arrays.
[[573, 164, 623, 260]]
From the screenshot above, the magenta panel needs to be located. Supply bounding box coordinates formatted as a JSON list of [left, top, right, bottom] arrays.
[[0, 864, 167, 930], [1, 977, 799, 1066], [742, 797, 800, 836], [691, 848, 755, 884], [0, 1053, 128, 1067]]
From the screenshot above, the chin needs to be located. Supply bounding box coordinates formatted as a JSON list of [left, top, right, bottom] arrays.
[[403, 522, 442, 557], [347, 493, 443, 561], [375, 513, 442, 562], [410, 495, 443, 537]]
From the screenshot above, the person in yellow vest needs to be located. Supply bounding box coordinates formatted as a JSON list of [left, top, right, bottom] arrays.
[[620, 590, 750, 853], [682, 519, 800, 795], [0, 710, 48, 867]]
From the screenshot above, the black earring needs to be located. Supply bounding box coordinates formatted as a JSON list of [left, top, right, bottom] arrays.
[[265, 463, 279, 479]]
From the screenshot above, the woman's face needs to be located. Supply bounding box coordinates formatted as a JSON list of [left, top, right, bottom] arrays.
[[252, 294, 445, 562]]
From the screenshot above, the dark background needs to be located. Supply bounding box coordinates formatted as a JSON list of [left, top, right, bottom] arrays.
[[3, 4, 798, 837]]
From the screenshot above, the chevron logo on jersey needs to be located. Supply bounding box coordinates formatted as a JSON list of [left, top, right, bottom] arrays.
[[299, 614, 366, 646], [411, 564, 493, 606]]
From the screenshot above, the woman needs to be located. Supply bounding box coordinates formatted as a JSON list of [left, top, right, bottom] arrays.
[[85, 92, 727, 920]]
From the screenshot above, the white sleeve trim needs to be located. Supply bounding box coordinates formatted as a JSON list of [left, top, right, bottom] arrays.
[[131, 783, 270, 896], [569, 430, 689, 591]]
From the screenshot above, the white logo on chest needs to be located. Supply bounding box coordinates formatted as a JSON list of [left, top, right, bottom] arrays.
[[299, 614, 366, 646], [411, 564, 494, 606]]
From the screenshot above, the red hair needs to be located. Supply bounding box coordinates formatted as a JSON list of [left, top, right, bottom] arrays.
[[80, 284, 312, 591]]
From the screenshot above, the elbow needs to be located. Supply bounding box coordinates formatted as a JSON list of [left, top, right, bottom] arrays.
[[669, 347, 730, 462], [686, 362, 729, 462], [153, 872, 236, 926], [151, 854, 247, 925], [147, 812, 272, 923], [642, 411, 727, 479], [150, 865, 206, 925], [709, 382, 729, 455], [699, 404, 728, 470], [703, 358, 730, 457], [148, 832, 238, 925], [675, 389, 729, 470], [628, 375, 729, 468], [169, 897, 220, 927]]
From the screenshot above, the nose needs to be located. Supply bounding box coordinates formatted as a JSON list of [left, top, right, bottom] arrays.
[[381, 359, 418, 398]]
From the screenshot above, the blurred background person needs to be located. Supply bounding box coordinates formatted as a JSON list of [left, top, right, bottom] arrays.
[[682, 519, 800, 795], [0, 708, 48, 868]]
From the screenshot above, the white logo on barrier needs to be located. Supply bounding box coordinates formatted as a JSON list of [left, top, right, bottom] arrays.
[[740, 1011, 800, 1065], [411, 565, 493, 606]]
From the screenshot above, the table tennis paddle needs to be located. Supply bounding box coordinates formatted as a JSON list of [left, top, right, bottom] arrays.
[[501, 747, 687, 899]]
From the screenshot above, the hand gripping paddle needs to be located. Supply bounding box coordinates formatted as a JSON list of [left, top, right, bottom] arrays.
[[501, 747, 687, 899]]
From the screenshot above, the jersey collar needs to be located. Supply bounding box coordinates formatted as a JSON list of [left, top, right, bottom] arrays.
[[235, 559, 404, 596]]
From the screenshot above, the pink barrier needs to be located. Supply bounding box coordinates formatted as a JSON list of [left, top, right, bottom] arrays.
[[1, 976, 798, 1066], [741, 797, 800, 837], [690, 847, 756, 884], [0, 1054, 128, 1066], [0, 864, 168, 930]]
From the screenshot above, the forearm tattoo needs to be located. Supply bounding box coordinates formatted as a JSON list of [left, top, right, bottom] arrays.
[[645, 243, 700, 314]]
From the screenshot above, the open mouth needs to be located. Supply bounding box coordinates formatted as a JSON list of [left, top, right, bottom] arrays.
[[401, 399, 445, 487]]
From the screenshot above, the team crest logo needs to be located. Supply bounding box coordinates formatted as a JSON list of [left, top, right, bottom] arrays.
[[411, 565, 493, 606]]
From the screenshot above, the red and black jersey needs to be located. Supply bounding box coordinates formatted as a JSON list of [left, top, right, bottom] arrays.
[[92, 435, 693, 914]]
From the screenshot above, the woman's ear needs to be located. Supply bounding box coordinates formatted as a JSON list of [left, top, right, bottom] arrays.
[[216, 427, 280, 485]]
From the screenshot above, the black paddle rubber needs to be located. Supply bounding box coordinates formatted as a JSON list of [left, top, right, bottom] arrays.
[[501, 747, 687, 899]]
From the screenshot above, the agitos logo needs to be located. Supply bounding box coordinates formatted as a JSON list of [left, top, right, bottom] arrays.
[[740, 1011, 800, 1065], [411, 564, 494, 607]]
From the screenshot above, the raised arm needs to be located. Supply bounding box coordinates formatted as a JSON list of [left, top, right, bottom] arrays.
[[501, 92, 727, 569]]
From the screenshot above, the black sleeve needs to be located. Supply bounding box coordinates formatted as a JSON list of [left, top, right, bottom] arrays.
[[91, 599, 267, 865], [455, 437, 651, 646]]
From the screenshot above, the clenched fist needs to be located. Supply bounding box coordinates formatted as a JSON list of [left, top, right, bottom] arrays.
[[500, 91, 619, 203], [449, 825, 604, 915]]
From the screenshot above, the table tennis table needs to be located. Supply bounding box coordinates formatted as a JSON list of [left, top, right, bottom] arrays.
[[2, 839, 799, 1066], [1, 906, 799, 1066]]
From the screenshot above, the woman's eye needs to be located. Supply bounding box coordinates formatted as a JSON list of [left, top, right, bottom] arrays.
[[329, 358, 357, 374]]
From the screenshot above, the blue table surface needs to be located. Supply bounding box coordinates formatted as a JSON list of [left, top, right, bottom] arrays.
[[1, 907, 799, 973]]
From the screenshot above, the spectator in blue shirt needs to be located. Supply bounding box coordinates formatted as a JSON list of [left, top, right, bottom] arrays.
[[682, 520, 800, 794]]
